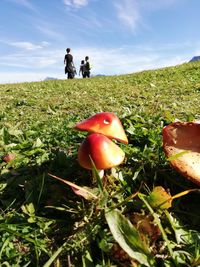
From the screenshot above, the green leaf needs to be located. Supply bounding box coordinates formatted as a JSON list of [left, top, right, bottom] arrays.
[[27, 203, 35, 215], [148, 186, 172, 210], [82, 249, 94, 267], [28, 217, 36, 223], [0, 183, 7, 193], [8, 128, 23, 138], [166, 211, 200, 246], [1, 127, 10, 145], [105, 208, 155, 266], [32, 138, 43, 148], [47, 105, 57, 114], [21, 205, 29, 215], [21, 203, 35, 216]]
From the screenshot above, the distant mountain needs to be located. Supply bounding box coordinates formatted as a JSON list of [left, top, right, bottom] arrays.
[[90, 74, 106, 78], [44, 77, 58, 81], [189, 56, 200, 62], [95, 74, 106, 77]]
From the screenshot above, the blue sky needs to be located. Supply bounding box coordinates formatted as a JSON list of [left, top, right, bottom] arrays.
[[0, 0, 200, 83]]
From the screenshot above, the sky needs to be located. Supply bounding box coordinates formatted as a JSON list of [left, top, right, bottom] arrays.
[[0, 0, 200, 84]]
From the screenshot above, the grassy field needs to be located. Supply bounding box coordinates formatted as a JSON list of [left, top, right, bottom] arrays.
[[0, 61, 200, 266]]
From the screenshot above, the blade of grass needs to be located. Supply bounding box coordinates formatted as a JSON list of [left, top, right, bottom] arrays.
[[171, 188, 200, 200], [167, 150, 190, 161], [37, 173, 45, 208], [90, 156, 104, 193], [43, 241, 67, 267]]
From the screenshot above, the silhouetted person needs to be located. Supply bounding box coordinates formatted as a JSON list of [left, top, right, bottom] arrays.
[[64, 48, 75, 79], [79, 60, 87, 78], [84, 56, 91, 78]]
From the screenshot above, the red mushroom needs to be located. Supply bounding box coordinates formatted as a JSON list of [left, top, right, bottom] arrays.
[[162, 121, 200, 186], [2, 153, 15, 163], [75, 112, 128, 144], [78, 133, 125, 170]]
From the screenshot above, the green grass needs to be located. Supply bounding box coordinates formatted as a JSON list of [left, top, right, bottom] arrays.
[[0, 61, 200, 266]]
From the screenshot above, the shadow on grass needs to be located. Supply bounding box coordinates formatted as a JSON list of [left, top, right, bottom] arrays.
[[0, 149, 95, 266]]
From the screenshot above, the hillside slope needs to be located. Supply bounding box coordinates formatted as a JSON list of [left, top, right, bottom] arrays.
[[1, 61, 200, 128], [0, 61, 200, 266]]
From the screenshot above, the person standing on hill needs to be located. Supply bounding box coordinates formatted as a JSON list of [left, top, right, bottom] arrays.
[[79, 60, 86, 78], [64, 48, 75, 79], [84, 56, 91, 78]]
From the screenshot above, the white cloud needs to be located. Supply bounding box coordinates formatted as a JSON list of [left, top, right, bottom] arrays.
[[8, 41, 49, 51], [72, 43, 192, 76], [5, 0, 36, 11], [33, 18, 64, 39], [63, 0, 88, 8], [0, 44, 66, 75], [0, 54, 59, 69], [113, 0, 141, 32], [37, 58, 58, 68], [113, 0, 181, 32], [0, 71, 65, 84]]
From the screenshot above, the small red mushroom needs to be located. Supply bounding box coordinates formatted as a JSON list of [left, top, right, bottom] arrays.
[[75, 112, 128, 144], [78, 133, 125, 170], [163, 121, 200, 186], [2, 153, 15, 163]]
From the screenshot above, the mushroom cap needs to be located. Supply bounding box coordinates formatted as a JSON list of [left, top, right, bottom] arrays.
[[162, 121, 200, 186], [78, 133, 125, 170], [2, 153, 15, 163], [75, 112, 128, 144]]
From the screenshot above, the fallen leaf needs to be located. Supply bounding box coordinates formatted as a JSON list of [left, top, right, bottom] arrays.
[[48, 173, 98, 200]]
